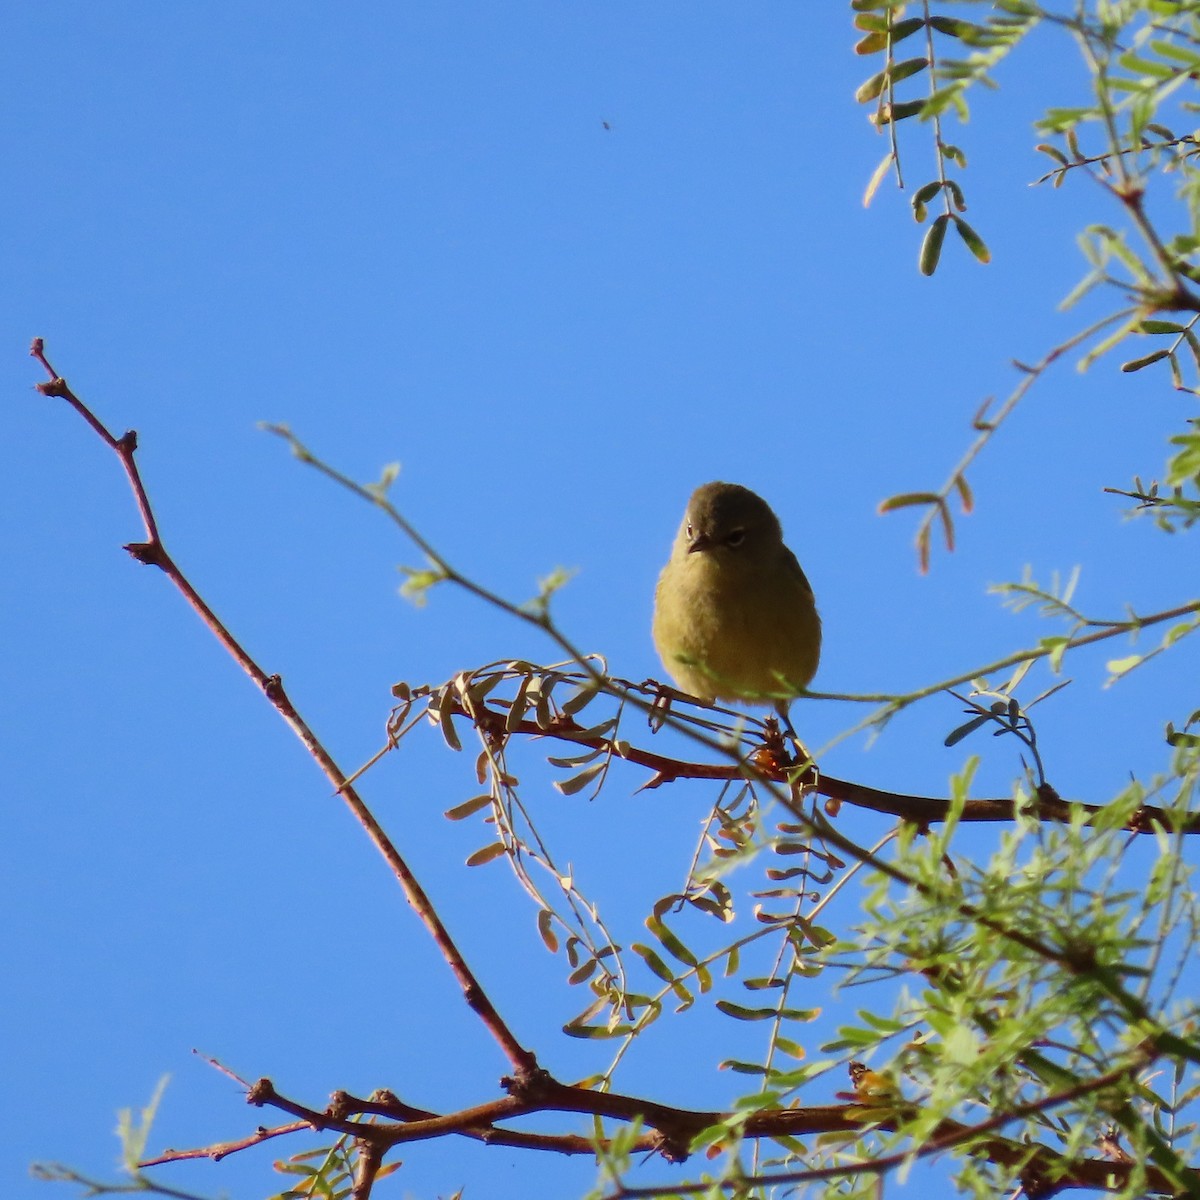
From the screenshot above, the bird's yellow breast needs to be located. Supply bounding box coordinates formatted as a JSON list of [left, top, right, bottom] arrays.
[[652, 543, 820, 703]]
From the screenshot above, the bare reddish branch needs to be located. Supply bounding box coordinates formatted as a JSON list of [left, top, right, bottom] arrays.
[[351, 1138, 383, 1200], [30, 339, 538, 1081], [141, 1067, 1194, 1198], [139, 1120, 311, 1166], [474, 704, 1197, 834], [192, 1047, 252, 1088]]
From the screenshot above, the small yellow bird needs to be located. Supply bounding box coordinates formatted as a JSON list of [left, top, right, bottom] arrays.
[[652, 482, 821, 707]]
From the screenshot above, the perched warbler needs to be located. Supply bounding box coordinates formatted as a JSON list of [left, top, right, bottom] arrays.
[[652, 481, 821, 707]]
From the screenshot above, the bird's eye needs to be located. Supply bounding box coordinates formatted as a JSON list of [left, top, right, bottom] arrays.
[[686, 522, 695, 540], [726, 528, 746, 547]]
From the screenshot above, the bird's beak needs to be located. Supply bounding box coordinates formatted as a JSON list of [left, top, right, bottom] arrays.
[[687, 532, 712, 554]]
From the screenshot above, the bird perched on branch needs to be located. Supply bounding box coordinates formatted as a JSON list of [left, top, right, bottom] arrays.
[[652, 481, 821, 711]]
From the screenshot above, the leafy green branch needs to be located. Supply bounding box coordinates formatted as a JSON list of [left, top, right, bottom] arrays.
[[877, 311, 1136, 571], [193, 432, 1200, 1098], [324, 516, 1200, 1178], [876, 5, 1200, 570], [855, 0, 1040, 272], [1035, 127, 1200, 191], [31, 1079, 218, 1200], [1106, 470, 1200, 529]]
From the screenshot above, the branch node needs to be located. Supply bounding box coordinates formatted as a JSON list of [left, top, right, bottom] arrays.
[[648, 1128, 691, 1165], [1019, 1163, 1060, 1200], [247, 1078, 277, 1107], [36, 377, 69, 399], [124, 541, 166, 568], [501, 1064, 553, 1102], [1127, 806, 1152, 834]]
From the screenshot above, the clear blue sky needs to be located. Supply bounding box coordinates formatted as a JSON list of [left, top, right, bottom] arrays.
[[5, 5, 1195, 1199]]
